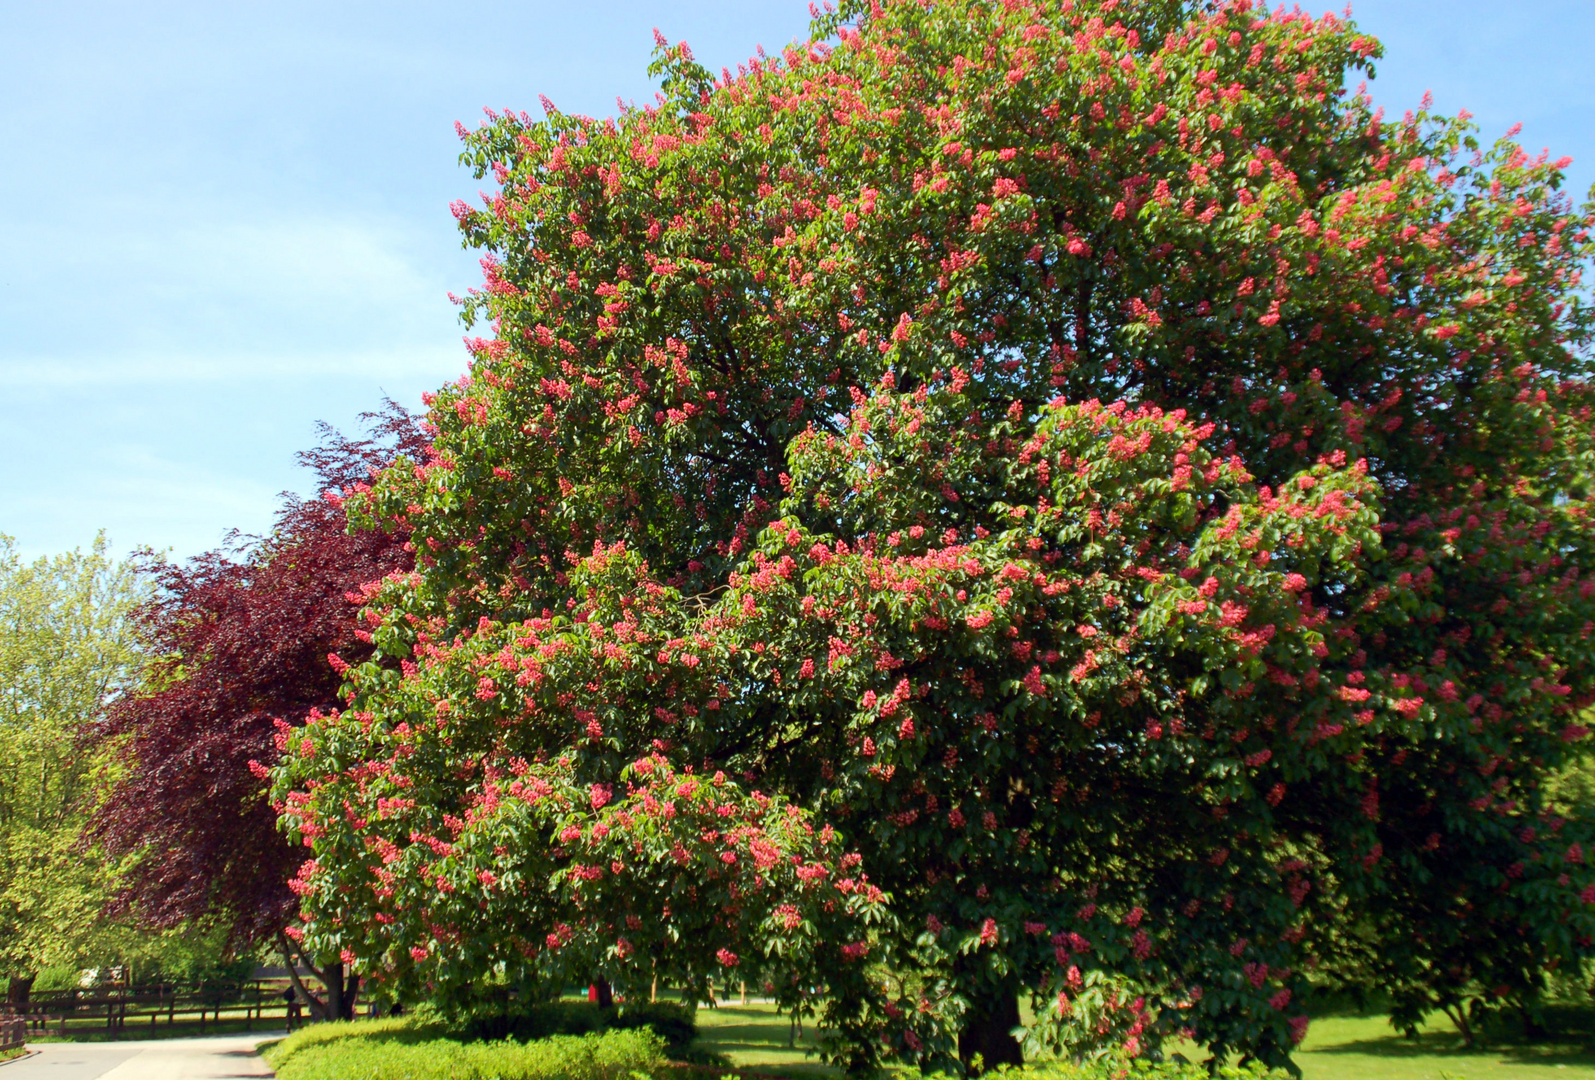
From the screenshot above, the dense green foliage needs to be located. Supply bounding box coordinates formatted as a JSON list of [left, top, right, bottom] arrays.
[[0, 535, 147, 989], [461, 1000, 699, 1056], [274, 0, 1595, 1071], [262, 1018, 668, 1080]]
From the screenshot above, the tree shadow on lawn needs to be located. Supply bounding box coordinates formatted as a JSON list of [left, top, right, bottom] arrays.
[[694, 1005, 837, 1079], [1304, 1026, 1595, 1070]]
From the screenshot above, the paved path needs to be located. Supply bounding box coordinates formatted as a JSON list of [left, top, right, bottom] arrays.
[[1, 1033, 279, 1080]]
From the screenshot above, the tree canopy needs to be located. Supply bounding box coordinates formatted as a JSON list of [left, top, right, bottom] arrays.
[[273, 0, 1595, 1069], [0, 535, 148, 1001]]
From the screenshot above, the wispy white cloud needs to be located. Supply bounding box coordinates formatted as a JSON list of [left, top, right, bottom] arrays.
[[0, 211, 468, 364], [2, 443, 284, 562]]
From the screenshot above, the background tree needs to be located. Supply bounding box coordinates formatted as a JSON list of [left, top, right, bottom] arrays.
[[92, 407, 423, 1021], [0, 535, 147, 1006], [276, 0, 1595, 1069]]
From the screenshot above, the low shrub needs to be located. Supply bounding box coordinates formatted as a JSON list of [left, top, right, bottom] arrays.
[[262, 1017, 668, 1080], [461, 1000, 698, 1056]]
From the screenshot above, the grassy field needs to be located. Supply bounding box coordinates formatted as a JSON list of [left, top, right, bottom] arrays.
[[1290, 1014, 1595, 1080], [692, 1002, 1595, 1080], [694, 1001, 833, 1077]]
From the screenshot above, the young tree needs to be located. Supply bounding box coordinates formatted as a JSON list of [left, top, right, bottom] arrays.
[[275, 0, 1595, 1068], [93, 409, 423, 1021], [0, 535, 147, 1007]]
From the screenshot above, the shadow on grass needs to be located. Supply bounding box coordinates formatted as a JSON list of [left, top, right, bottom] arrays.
[[692, 1006, 838, 1080], [1303, 1022, 1595, 1071]]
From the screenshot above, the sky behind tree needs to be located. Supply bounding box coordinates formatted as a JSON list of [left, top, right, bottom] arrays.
[[2, 0, 1590, 558]]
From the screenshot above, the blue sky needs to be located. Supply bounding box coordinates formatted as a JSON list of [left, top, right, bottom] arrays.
[[3, 0, 1591, 560]]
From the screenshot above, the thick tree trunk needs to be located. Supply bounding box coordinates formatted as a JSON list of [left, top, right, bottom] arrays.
[[320, 962, 359, 1021], [7, 976, 35, 1009], [958, 991, 1023, 1073], [277, 934, 359, 1021]]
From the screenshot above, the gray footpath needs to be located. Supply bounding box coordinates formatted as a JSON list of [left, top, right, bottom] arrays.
[[1, 1033, 278, 1080]]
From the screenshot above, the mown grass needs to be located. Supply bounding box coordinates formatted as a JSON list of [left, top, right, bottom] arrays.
[[693, 1002, 833, 1077], [1291, 1013, 1595, 1080], [694, 1002, 1595, 1080], [260, 1017, 667, 1080]]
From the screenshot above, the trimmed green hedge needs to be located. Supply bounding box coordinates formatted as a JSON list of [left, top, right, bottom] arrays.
[[462, 1000, 698, 1055], [261, 1018, 667, 1080]]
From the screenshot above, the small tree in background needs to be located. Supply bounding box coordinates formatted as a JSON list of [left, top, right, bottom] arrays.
[[276, 0, 1595, 1069], [93, 407, 422, 1021], [0, 535, 147, 1007]]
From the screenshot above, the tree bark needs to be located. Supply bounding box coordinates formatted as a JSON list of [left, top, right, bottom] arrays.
[[1440, 1003, 1475, 1048], [958, 991, 1023, 1073], [6, 976, 34, 1010], [277, 934, 329, 1022], [276, 933, 358, 1021], [320, 962, 359, 1021]]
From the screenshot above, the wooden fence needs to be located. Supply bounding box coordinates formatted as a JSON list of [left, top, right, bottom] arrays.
[[17, 980, 302, 1039]]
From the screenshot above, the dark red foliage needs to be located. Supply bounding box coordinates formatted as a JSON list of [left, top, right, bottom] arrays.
[[92, 405, 424, 947]]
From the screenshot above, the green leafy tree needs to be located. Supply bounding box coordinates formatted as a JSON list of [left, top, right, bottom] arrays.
[[275, 0, 1595, 1070], [0, 535, 147, 1004]]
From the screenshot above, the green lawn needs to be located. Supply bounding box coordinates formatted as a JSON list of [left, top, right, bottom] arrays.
[[1291, 1014, 1595, 1080], [693, 1002, 1595, 1080], [693, 1002, 833, 1077]]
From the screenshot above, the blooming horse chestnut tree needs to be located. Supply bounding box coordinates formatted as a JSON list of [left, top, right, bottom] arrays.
[[274, 0, 1595, 1070]]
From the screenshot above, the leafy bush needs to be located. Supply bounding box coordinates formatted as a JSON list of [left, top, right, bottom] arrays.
[[262, 1018, 667, 1080], [458, 1000, 698, 1056], [31, 966, 85, 992], [611, 1003, 698, 1055]]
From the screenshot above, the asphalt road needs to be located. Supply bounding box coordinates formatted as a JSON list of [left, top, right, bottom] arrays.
[[1, 1033, 279, 1080]]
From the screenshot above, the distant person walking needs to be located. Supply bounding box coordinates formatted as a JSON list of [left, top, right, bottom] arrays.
[[282, 986, 301, 1032]]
